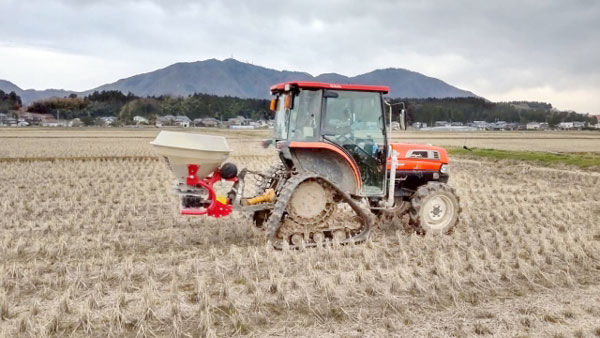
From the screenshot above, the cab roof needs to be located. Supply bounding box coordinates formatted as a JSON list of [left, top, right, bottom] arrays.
[[270, 81, 389, 94]]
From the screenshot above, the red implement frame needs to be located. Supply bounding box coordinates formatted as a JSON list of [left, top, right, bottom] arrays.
[[180, 164, 236, 218]]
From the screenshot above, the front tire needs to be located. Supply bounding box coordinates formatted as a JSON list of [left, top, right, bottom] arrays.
[[409, 182, 460, 234]]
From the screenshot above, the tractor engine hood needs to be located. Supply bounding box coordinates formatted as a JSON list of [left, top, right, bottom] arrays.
[[387, 143, 449, 171]]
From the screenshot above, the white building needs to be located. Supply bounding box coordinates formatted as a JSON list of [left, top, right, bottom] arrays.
[[471, 121, 488, 130], [41, 119, 68, 127], [194, 117, 219, 127], [133, 116, 149, 125], [489, 121, 507, 130], [68, 118, 83, 127], [174, 115, 191, 128], [558, 122, 574, 129], [97, 116, 117, 126]]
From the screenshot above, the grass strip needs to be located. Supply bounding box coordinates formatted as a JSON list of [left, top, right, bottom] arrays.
[[448, 147, 600, 170]]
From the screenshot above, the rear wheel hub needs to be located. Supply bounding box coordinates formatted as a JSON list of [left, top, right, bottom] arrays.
[[422, 195, 454, 230], [287, 180, 335, 224]]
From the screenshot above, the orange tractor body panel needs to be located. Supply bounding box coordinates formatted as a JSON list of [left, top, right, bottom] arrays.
[[387, 143, 449, 171]]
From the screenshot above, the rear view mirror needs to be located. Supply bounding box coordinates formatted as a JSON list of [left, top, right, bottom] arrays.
[[399, 108, 407, 130], [385, 100, 408, 132], [269, 99, 277, 112]]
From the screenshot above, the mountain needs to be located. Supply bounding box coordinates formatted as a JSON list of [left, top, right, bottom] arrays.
[[0, 79, 21, 93], [0, 80, 75, 104], [87, 58, 316, 99], [0, 58, 477, 104]]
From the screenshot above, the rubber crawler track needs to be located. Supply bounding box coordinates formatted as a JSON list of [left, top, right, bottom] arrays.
[[265, 171, 374, 249]]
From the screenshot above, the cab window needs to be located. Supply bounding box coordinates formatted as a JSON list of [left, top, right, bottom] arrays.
[[288, 90, 322, 141], [273, 94, 289, 140]]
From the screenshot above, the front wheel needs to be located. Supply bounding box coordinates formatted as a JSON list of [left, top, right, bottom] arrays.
[[409, 182, 460, 234]]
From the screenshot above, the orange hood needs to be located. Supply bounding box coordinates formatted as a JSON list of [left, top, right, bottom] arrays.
[[387, 143, 449, 171]]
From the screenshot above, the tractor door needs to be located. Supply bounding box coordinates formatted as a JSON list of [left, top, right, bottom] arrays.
[[321, 90, 387, 196]]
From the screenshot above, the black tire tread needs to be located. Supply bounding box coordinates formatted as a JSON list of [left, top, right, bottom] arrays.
[[409, 182, 461, 234]]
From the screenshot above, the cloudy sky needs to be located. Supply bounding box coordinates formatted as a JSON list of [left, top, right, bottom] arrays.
[[1, 0, 599, 113]]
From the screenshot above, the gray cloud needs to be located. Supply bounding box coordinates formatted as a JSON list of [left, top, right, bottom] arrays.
[[0, 0, 599, 112]]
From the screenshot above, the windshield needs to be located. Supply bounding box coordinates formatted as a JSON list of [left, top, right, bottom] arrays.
[[322, 90, 386, 196], [322, 90, 385, 156]]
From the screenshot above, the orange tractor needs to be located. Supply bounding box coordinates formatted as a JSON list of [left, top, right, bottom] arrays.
[[152, 82, 460, 248]]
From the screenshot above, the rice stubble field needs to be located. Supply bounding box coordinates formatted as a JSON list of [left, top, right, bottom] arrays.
[[1, 128, 599, 337]]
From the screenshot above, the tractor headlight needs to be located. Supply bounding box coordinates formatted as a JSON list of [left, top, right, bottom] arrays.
[[440, 164, 449, 174]]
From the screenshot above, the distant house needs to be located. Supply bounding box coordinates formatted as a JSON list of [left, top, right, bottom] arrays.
[[195, 117, 219, 127], [434, 121, 450, 127], [68, 118, 83, 127], [505, 122, 519, 130], [591, 115, 600, 129], [527, 122, 541, 130], [19, 112, 48, 125], [471, 121, 488, 130], [558, 122, 574, 130], [133, 116, 149, 125], [228, 115, 253, 126], [174, 115, 191, 127], [450, 122, 463, 127], [157, 115, 175, 126], [97, 116, 117, 126], [41, 118, 68, 127], [558, 121, 588, 129], [0, 113, 18, 126], [489, 121, 507, 131], [248, 121, 264, 128]]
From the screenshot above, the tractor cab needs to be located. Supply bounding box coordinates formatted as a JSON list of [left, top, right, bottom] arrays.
[[270, 82, 391, 197]]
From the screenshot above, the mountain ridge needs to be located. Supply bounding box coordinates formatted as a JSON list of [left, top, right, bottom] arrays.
[[0, 58, 477, 104]]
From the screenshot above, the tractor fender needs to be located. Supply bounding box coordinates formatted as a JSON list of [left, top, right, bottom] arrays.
[[288, 143, 361, 195]]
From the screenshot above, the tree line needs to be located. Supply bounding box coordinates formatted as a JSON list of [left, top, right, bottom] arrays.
[[389, 97, 597, 127], [0, 90, 22, 114], [26, 91, 271, 125], [12, 90, 598, 127]]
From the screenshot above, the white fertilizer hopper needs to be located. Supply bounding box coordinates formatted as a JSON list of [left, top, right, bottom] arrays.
[[150, 131, 231, 183]]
